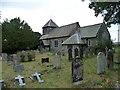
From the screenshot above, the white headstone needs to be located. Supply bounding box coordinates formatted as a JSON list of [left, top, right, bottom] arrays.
[[54, 53, 61, 69], [97, 52, 106, 74], [15, 75, 26, 87], [32, 72, 44, 83]]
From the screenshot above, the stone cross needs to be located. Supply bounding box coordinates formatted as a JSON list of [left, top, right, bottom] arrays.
[[72, 56, 83, 85], [15, 75, 26, 87], [32, 72, 44, 83], [54, 53, 61, 69], [107, 49, 114, 69], [0, 80, 4, 90], [97, 52, 106, 74]]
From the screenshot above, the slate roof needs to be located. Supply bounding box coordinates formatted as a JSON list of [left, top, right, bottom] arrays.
[[80, 23, 102, 38], [47, 22, 79, 39], [62, 32, 86, 45], [42, 19, 58, 28], [42, 40, 50, 46], [40, 34, 49, 40]]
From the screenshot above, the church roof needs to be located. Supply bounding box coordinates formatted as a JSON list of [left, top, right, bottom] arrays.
[[47, 22, 80, 39], [42, 19, 58, 28], [62, 32, 86, 45], [80, 23, 103, 38]]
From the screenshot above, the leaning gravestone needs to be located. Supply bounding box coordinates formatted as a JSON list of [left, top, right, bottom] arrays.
[[107, 49, 114, 69], [97, 52, 106, 74], [15, 75, 26, 87], [54, 53, 61, 69], [72, 56, 83, 85]]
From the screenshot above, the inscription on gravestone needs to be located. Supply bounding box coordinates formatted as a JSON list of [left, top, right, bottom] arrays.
[[97, 52, 106, 74], [72, 56, 83, 84]]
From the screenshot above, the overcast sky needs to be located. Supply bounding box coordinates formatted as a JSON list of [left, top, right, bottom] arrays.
[[0, 0, 119, 42]]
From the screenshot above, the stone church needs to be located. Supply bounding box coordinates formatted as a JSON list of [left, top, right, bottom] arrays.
[[40, 19, 111, 54]]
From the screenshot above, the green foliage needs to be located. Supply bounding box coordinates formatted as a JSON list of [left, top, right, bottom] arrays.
[[27, 51, 35, 61], [2, 17, 41, 54], [89, 2, 120, 27]]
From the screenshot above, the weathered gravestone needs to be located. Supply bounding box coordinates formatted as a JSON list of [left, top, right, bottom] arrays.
[[15, 75, 26, 87], [0, 80, 4, 90], [13, 64, 24, 72], [7, 54, 14, 64], [13, 54, 20, 66], [72, 56, 83, 85], [97, 52, 106, 74], [54, 53, 61, 69], [107, 49, 114, 69], [2, 53, 7, 60], [31, 72, 44, 83]]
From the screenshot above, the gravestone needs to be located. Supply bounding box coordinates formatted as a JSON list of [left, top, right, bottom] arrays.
[[13, 54, 20, 66], [15, 75, 26, 87], [68, 49, 73, 61], [72, 56, 83, 85], [0, 80, 4, 90], [41, 57, 49, 63], [2, 53, 7, 60], [7, 54, 14, 64], [107, 49, 114, 69], [54, 53, 61, 69], [13, 64, 24, 72], [31, 72, 44, 83], [97, 52, 106, 74]]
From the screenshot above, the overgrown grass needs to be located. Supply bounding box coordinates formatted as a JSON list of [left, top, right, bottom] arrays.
[[1, 51, 119, 88]]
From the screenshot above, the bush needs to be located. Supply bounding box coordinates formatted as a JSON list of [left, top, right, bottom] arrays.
[[27, 51, 35, 61]]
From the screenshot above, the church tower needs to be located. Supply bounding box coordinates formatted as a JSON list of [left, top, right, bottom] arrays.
[[42, 19, 58, 35]]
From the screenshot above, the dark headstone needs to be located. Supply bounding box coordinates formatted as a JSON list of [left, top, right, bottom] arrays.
[[41, 57, 49, 63], [68, 49, 73, 61], [97, 52, 106, 74], [15, 75, 26, 87], [107, 49, 114, 69], [7, 54, 14, 64], [72, 56, 83, 84], [13, 64, 24, 72]]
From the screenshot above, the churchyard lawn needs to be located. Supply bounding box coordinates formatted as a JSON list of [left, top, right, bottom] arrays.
[[1, 51, 119, 88]]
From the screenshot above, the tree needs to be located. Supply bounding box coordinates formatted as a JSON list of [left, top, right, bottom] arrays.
[[2, 17, 41, 54], [89, 2, 120, 27]]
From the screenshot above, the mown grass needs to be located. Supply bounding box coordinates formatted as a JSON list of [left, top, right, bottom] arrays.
[[1, 51, 119, 88]]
